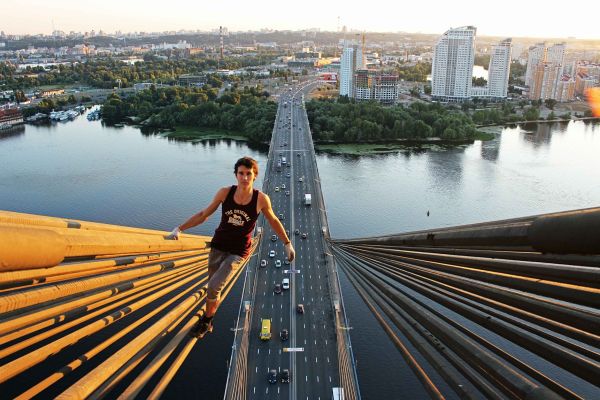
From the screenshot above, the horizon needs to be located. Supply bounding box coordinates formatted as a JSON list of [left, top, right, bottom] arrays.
[[4, 0, 600, 41]]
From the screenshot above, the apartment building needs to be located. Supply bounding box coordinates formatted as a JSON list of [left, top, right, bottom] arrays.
[[353, 69, 399, 104], [431, 26, 476, 102], [487, 38, 512, 99], [339, 40, 364, 97]]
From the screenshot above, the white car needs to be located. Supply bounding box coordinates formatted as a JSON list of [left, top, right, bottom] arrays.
[[282, 278, 289, 289], [260, 259, 267, 268], [269, 250, 275, 258], [275, 186, 280, 192], [298, 177, 303, 182], [282, 184, 286, 189], [275, 259, 282, 268]]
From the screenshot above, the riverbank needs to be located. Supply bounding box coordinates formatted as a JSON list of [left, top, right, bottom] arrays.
[[162, 126, 248, 142], [315, 131, 495, 155]]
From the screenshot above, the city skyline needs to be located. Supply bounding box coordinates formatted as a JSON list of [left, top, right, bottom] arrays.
[[4, 0, 600, 40]]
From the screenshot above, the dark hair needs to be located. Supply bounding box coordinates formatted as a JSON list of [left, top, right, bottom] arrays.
[[234, 156, 259, 175]]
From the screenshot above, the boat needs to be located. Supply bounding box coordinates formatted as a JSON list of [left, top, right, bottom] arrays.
[[0, 107, 24, 130]]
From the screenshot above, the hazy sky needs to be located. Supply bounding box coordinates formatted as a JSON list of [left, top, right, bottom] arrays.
[[5, 0, 600, 40]]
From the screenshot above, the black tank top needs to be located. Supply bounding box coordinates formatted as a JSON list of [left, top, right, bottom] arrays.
[[211, 186, 259, 258]]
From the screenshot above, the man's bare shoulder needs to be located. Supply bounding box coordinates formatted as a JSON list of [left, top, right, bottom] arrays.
[[257, 190, 272, 209], [215, 186, 232, 201]]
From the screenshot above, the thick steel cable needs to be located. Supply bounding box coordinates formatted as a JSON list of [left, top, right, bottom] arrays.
[[0, 262, 206, 359], [145, 256, 249, 400], [0, 254, 207, 338], [15, 265, 208, 400], [333, 245, 565, 400], [336, 246, 585, 400], [0, 258, 207, 384]]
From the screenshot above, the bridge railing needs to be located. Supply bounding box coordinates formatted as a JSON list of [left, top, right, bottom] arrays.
[[0, 210, 256, 399]]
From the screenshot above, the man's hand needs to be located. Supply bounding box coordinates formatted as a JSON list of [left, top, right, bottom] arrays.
[[284, 242, 295, 262], [166, 227, 181, 240]]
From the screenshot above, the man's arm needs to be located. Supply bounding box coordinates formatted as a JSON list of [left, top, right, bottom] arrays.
[[167, 187, 228, 239], [259, 193, 295, 261]]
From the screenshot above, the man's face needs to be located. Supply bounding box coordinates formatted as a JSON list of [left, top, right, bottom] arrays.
[[236, 165, 256, 187]]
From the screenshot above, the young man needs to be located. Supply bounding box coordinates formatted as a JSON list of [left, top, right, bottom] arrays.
[[167, 156, 295, 338]]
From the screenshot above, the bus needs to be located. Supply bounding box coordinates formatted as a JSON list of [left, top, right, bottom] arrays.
[[260, 318, 271, 340]]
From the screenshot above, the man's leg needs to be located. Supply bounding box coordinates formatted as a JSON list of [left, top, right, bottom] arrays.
[[190, 249, 244, 338]]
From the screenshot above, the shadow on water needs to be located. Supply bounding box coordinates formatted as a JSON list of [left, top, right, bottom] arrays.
[[138, 126, 270, 152], [0, 126, 25, 141]]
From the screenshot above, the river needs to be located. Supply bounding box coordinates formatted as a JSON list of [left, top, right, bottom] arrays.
[[1, 111, 598, 399]]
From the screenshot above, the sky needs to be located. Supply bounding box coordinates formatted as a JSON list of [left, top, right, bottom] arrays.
[[4, 0, 600, 40]]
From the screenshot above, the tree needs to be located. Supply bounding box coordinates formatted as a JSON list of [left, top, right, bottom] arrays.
[[544, 99, 557, 110], [14, 90, 27, 103], [472, 77, 487, 87], [523, 107, 540, 121]]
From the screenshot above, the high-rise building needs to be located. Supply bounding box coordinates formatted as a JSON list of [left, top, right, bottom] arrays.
[[556, 75, 576, 102], [529, 62, 562, 100], [575, 72, 597, 96], [339, 40, 364, 97], [487, 38, 512, 99], [546, 43, 566, 66], [525, 43, 546, 88], [528, 43, 568, 100], [431, 26, 476, 102]]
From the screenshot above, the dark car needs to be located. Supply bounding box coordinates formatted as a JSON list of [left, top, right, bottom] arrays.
[[271, 234, 277, 242], [280, 328, 289, 341], [274, 284, 282, 294], [294, 229, 300, 235], [301, 233, 307, 239], [268, 369, 277, 384], [281, 369, 290, 383]]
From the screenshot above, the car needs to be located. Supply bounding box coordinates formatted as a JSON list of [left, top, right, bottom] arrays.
[[298, 177, 303, 182], [268, 369, 277, 384], [294, 229, 300, 235], [271, 234, 277, 242], [275, 186, 280, 192], [274, 284, 282, 294], [302, 233, 307, 239], [280, 328, 289, 341], [286, 173, 291, 177], [279, 213, 284, 220], [275, 259, 282, 268], [269, 250, 275, 258], [281, 369, 290, 383], [297, 152, 301, 156], [281, 184, 286, 189], [284, 259, 290, 265], [287, 163, 291, 167], [282, 278, 289, 289], [260, 259, 267, 268], [296, 304, 304, 314]]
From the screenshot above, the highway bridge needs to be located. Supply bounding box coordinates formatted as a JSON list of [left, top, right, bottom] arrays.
[[0, 80, 599, 399]]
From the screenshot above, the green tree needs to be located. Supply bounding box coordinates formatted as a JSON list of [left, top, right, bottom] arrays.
[[544, 99, 557, 110]]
